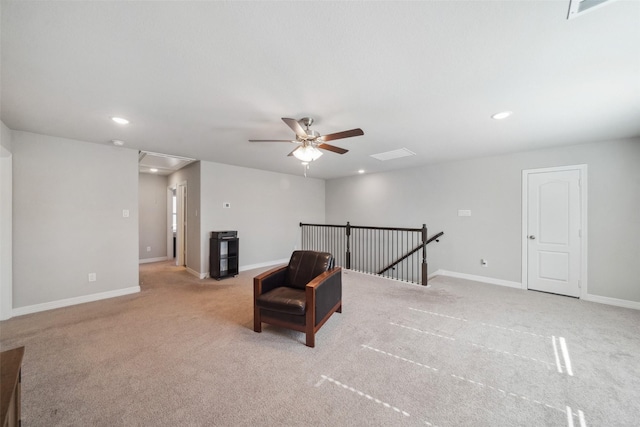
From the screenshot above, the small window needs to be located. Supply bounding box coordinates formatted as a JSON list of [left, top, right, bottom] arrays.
[[172, 195, 177, 232]]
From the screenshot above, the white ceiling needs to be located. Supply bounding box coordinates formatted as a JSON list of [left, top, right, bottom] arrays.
[[2, 0, 639, 180]]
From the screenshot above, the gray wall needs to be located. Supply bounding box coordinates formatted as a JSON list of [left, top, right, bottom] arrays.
[[138, 173, 168, 260], [0, 121, 13, 319], [167, 162, 201, 274], [326, 138, 640, 303], [199, 161, 325, 274], [12, 131, 139, 308]]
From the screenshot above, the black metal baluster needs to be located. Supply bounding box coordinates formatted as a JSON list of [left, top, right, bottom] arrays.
[[359, 228, 363, 272], [367, 228, 371, 274], [401, 231, 403, 281], [411, 232, 420, 283]]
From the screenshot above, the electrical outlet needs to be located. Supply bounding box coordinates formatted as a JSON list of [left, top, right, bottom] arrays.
[[481, 259, 488, 267], [122, 209, 129, 218], [146, 246, 151, 252], [88, 273, 97, 282]]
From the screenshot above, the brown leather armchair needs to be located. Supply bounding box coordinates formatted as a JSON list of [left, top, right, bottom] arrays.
[[253, 251, 342, 347]]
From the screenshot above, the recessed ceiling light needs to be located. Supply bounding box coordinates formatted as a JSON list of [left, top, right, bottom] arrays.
[[150, 168, 158, 173], [111, 116, 129, 125], [491, 111, 513, 120], [358, 169, 365, 174], [111, 139, 125, 146]]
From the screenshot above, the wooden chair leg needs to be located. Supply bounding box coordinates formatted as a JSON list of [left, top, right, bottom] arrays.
[[254, 308, 262, 333], [306, 330, 315, 348]]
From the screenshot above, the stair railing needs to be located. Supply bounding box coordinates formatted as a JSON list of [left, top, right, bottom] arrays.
[[300, 222, 443, 286]]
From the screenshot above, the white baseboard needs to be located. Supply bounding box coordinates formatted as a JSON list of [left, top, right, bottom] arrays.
[[345, 269, 431, 288], [432, 269, 523, 289], [583, 293, 640, 310], [239, 258, 289, 272], [182, 259, 289, 280], [427, 271, 442, 281], [139, 256, 168, 264], [10, 286, 141, 318], [433, 269, 639, 311], [186, 267, 207, 279]]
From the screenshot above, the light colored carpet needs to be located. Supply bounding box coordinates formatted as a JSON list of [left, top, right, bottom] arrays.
[[1, 261, 639, 426]]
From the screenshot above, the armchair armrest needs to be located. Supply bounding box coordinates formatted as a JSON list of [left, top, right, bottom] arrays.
[[254, 265, 287, 297], [306, 267, 342, 328], [254, 264, 287, 334]]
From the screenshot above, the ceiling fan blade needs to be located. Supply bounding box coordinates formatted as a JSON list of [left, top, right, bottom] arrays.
[[249, 139, 296, 142], [317, 143, 348, 154], [282, 118, 308, 138], [319, 128, 364, 142]]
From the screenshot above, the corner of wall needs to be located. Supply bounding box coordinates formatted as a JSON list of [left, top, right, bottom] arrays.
[[0, 121, 13, 319]]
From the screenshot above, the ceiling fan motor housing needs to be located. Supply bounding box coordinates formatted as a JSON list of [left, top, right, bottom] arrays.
[[300, 117, 314, 128], [299, 129, 320, 142]]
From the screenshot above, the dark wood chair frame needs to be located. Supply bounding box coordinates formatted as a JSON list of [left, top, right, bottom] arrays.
[[253, 265, 342, 347]]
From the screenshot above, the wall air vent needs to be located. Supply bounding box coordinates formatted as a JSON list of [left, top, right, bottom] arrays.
[[567, 0, 618, 19], [370, 148, 416, 161]]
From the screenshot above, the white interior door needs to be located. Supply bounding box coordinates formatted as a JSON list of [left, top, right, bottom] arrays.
[[524, 167, 585, 297]]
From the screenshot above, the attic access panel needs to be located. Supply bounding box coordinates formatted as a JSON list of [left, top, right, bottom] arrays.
[[370, 148, 416, 162], [567, 0, 618, 19], [139, 151, 196, 175]]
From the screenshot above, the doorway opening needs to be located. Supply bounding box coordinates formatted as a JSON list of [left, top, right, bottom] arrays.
[[173, 182, 187, 267], [167, 187, 177, 260]]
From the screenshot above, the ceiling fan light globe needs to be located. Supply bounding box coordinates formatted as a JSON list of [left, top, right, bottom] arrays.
[[293, 145, 323, 162]]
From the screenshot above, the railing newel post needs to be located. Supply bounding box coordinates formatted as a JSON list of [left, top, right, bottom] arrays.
[[346, 222, 351, 270], [421, 224, 428, 286]]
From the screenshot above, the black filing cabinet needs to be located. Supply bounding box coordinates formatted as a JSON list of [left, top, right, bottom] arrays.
[[210, 231, 239, 280]]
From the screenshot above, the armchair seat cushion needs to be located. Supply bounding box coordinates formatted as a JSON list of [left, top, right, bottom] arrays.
[[256, 287, 306, 315]]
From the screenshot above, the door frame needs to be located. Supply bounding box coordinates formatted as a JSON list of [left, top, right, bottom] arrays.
[[521, 164, 588, 298], [176, 181, 187, 267], [166, 187, 175, 260]]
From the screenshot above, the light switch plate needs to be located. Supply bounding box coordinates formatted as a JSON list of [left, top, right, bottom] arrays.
[[458, 209, 471, 217]]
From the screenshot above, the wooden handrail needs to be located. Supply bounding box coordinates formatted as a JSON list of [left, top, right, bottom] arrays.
[[300, 222, 422, 233], [377, 232, 444, 275]]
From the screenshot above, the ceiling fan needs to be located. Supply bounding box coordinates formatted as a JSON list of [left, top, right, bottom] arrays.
[[249, 117, 364, 162]]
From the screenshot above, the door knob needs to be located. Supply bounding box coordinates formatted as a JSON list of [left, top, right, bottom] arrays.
[[528, 235, 536, 240]]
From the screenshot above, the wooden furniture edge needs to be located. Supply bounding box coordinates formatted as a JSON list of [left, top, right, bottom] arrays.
[[1, 346, 25, 427]]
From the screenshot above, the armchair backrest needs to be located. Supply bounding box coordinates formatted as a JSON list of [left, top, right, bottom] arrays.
[[285, 250, 335, 289]]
